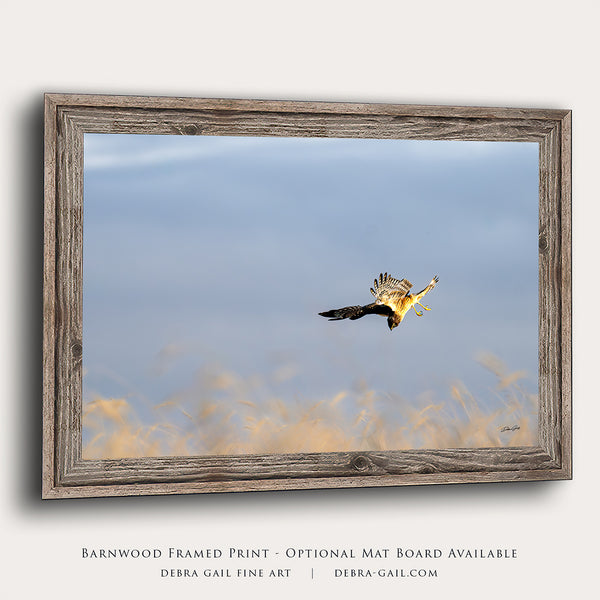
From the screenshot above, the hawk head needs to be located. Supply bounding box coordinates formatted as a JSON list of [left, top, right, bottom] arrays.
[[387, 314, 402, 331]]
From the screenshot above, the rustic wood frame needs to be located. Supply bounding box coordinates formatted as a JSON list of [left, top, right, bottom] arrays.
[[42, 93, 572, 499]]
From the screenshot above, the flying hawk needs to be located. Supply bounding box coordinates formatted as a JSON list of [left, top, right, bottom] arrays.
[[319, 273, 439, 331]]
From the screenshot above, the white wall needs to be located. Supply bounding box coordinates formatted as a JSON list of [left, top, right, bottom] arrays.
[[1, 2, 597, 598]]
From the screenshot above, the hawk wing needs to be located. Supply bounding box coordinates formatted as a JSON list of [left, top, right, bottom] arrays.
[[370, 272, 413, 304], [414, 275, 440, 298], [319, 303, 393, 321]]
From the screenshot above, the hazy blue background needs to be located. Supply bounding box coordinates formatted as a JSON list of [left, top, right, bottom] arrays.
[[83, 133, 539, 434]]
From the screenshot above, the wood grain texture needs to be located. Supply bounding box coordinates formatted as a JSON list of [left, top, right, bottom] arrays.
[[559, 112, 572, 477], [60, 447, 557, 487], [54, 107, 84, 486], [42, 95, 58, 499], [44, 93, 570, 121], [59, 105, 556, 142], [42, 94, 572, 498]]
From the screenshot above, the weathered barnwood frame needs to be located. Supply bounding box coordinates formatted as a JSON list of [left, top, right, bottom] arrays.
[[42, 94, 572, 498]]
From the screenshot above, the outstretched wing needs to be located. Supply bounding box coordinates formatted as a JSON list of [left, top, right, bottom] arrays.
[[414, 275, 439, 299], [370, 272, 413, 303], [319, 303, 393, 321]]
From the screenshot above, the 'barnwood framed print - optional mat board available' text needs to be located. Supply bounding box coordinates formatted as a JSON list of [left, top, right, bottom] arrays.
[[43, 94, 571, 498]]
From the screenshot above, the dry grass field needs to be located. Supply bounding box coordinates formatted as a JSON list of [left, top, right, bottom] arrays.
[[82, 353, 537, 459]]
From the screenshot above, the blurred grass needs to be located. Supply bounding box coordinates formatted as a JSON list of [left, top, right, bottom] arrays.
[[82, 353, 537, 459]]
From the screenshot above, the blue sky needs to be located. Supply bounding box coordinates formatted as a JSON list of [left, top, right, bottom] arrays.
[[82, 133, 539, 442]]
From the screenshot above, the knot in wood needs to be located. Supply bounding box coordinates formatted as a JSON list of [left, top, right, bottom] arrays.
[[71, 339, 83, 363], [538, 233, 548, 252], [350, 455, 370, 472], [180, 124, 201, 135]]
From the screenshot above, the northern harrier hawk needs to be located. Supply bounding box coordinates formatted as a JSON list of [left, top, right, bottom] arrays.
[[319, 273, 439, 331]]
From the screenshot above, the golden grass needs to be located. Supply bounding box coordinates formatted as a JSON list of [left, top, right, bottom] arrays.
[[82, 354, 537, 459]]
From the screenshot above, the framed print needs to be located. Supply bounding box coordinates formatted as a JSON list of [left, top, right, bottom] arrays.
[[42, 94, 571, 498]]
